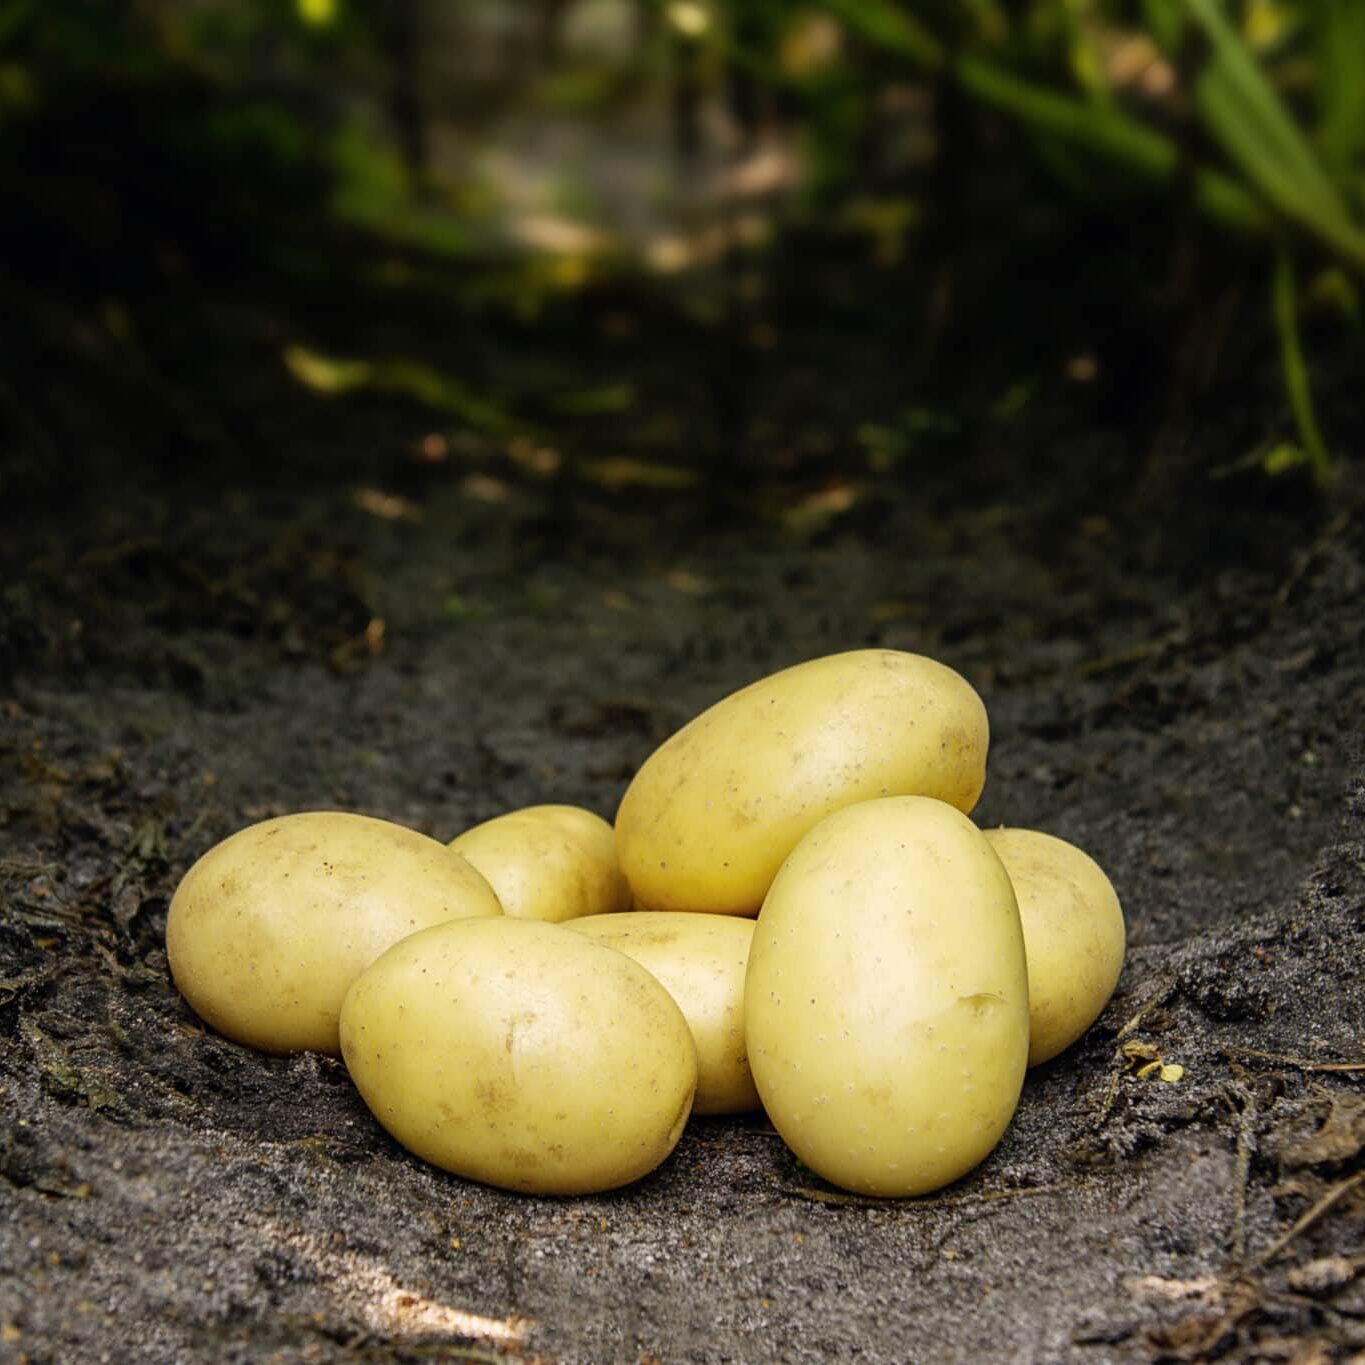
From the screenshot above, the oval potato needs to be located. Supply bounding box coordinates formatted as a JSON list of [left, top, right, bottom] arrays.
[[449, 804, 630, 923], [616, 650, 989, 916], [569, 911, 759, 1114], [746, 796, 1028, 1197], [166, 811, 502, 1055], [983, 827, 1126, 1066], [339, 918, 698, 1194]]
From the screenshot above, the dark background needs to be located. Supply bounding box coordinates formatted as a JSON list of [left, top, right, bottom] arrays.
[[1, 4, 1363, 1361]]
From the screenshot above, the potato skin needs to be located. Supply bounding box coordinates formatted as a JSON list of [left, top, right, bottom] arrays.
[[983, 828, 1126, 1066], [615, 650, 989, 916], [568, 911, 759, 1114], [745, 797, 1028, 1197], [166, 811, 502, 1055], [339, 918, 698, 1195], [448, 804, 630, 923]]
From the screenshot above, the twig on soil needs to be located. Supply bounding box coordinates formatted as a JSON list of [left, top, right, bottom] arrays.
[[1274, 510, 1353, 608], [173, 809, 211, 858], [1074, 633, 1187, 678], [1092, 1067, 1123, 1131], [1141, 1278, 1261, 1359], [0, 858, 63, 881], [1221, 1045, 1365, 1074], [1229, 1086, 1258, 1268], [784, 1181, 1077, 1210], [1090, 976, 1181, 1130], [1249, 1170, 1365, 1270], [0, 962, 59, 1008], [0, 858, 83, 927], [1116, 976, 1179, 1041]]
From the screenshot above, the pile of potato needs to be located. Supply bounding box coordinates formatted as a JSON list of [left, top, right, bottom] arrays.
[[166, 649, 1124, 1198]]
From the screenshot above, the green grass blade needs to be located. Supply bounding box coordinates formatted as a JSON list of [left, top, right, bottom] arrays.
[[1272, 247, 1333, 487], [819, 0, 945, 68], [1185, 0, 1355, 230], [818, 0, 1365, 260], [1056, 0, 1113, 109], [1197, 74, 1334, 227], [957, 54, 1171, 173], [1142, 0, 1187, 54], [1317, 0, 1365, 177], [955, 53, 1271, 234]]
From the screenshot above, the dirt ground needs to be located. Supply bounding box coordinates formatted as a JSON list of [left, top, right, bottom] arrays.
[[2, 249, 1365, 1363]]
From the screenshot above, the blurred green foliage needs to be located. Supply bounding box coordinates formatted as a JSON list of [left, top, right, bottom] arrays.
[[2, 0, 1360, 488], [729, 0, 1365, 481], [8, 0, 1363, 271]]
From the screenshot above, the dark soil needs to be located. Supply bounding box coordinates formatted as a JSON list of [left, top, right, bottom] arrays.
[[2, 229, 1364, 1364]]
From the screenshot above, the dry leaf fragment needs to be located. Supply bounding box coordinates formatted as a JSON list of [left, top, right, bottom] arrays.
[[1126, 1275, 1221, 1303], [1144, 1283, 1259, 1361], [1286, 1255, 1358, 1296]]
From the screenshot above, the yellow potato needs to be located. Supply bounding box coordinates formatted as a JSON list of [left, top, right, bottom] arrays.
[[166, 811, 502, 1055], [616, 649, 989, 916], [568, 911, 759, 1114], [745, 796, 1029, 1197], [339, 918, 697, 1194], [448, 804, 630, 923], [983, 827, 1126, 1066]]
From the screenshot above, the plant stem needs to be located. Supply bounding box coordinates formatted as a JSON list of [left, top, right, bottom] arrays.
[[1273, 247, 1334, 487]]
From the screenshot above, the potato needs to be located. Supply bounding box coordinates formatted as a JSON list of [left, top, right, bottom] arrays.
[[339, 917, 698, 1194], [745, 796, 1028, 1197], [616, 649, 989, 916], [983, 827, 1126, 1066], [568, 911, 759, 1114], [166, 811, 502, 1055], [448, 804, 630, 923]]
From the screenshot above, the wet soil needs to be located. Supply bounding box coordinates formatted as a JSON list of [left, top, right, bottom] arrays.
[[2, 244, 1364, 1364]]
